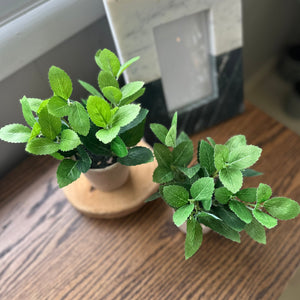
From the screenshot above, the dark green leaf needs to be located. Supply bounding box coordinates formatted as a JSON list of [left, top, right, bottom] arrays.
[[111, 136, 128, 158], [213, 206, 246, 231], [229, 200, 253, 224], [172, 140, 194, 167], [177, 164, 200, 179], [185, 218, 203, 259], [215, 187, 233, 204], [76, 146, 92, 173], [162, 185, 189, 208], [242, 168, 263, 177], [198, 140, 216, 176], [145, 192, 161, 203], [152, 166, 174, 183], [150, 123, 168, 144], [244, 217, 266, 244], [236, 188, 257, 202], [56, 159, 81, 188], [153, 143, 173, 169], [118, 146, 153, 166], [176, 131, 191, 145]]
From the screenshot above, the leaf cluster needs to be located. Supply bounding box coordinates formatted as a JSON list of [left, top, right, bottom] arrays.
[[0, 49, 153, 188], [149, 114, 300, 259]]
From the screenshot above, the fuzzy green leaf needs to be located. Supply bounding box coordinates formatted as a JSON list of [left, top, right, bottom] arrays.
[[69, 101, 90, 136], [190, 177, 214, 201], [0, 124, 31, 143], [48, 66, 72, 100], [173, 204, 194, 227], [206, 137, 216, 147], [76, 146, 92, 173], [112, 104, 140, 128], [150, 123, 168, 144], [256, 183, 272, 203], [27, 98, 43, 112], [244, 217, 266, 244], [225, 135, 246, 150], [263, 197, 300, 220], [177, 164, 200, 179], [120, 81, 144, 102], [96, 126, 120, 144], [20, 96, 36, 127], [95, 49, 120, 77], [229, 200, 252, 224], [153, 166, 174, 183], [29, 122, 41, 141], [47, 96, 70, 117], [98, 70, 119, 91], [118, 146, 153, 166], [111, 136, 128, 158], [86, 96, 111, 128], [172, 140, 194, 167], [78, 80, 102, 97], [242, 168, 263, 177], [163, 185, 189, 208], [214, 144, 229, 170], [199, 140, 216, 176], [102, 86, 122, 105], [38, 107, 61, 139], [153, 143, 173, 169], [219, 167, 243, 194], [59, 129, 81, 151], [165, 125, 177, 148], [236, 188, 257, 202], [177, 131, 191, 145], [117, 56, 140, 79], [119, 88, 145, 106], [185, 218, 203, 259], [215, 187, 233, 204], [26, 138, 60, 155], [253, 209, 278, 229], [56, 159, 81, 188]]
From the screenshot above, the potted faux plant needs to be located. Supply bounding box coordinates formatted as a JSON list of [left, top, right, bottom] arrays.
[[0, 49, 157, 217], [148, 113, 300, 259]]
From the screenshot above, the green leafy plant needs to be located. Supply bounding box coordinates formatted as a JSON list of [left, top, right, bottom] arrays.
[[0, 49, 153, 188], [148, 113, 300, 259]]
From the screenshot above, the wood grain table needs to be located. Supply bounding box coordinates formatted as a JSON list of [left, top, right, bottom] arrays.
[[1, 103, 300, 300]]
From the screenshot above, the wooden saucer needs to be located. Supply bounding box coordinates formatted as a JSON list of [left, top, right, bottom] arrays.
[[62, 159, 158, 219]]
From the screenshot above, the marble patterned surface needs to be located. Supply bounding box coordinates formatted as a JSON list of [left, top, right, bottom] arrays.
[[104, 0, 242, 83]]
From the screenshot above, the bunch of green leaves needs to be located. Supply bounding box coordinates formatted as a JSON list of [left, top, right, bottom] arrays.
[[148, 114, 300, 259], [0, 49, 153, 188]]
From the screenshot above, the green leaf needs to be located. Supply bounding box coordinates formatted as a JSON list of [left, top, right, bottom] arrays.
[[206, 137, 216, 147], [111, 136, 128, 158], [236, 188, 257, 202], [172, 140, 194, 167], [215, 187, 233, 204], [177, 164, 200, 179], [25, 137, 60, 155], [48, 66, 73, 99], [69, 101, 90, 136], [185, 218, 203, 260], [98, 70, 119, 91], [198, 140, 216, 176], [153, 166, 174, 183], [165, 125, 177, 148], [190, 177, 214, 201], [118, 146, 153, 166], [0, 124, 31, 143], [244, 217, 266, 244], [47, 96, 70, 117], [263, 197, 300, 220], [27, 98, 43, 112], [117, 56, 140, 79], [213, 206, 246, 231], [76, 146, 92, 173], [163, 185, 189, 208], [119, 88, 145, 106], [38, 107, 61, 139], [228, 145, 262, 170], [242, 168, 263, 177], [112, 104, 140, 128], [153, 143, 173, 169], [20, 96, 36, 127], [214, 144, 229, 170], [120, 81, 144, 102], [256, 183, 272, 203], [253, 209, 278, 229], [78, 80, 102, 97], [96, 126, 120, 144], [29, 122, 41, 141], [95, 48, 120, 77], [59, 129, 81, 151], [225, 135, 246, 150], [150, 123, 168, 144], [177, 131, 191, 145], [50, 152, 64, 160], [173, 204, 194, 227], [56, 159, 81, 188], [37, 99, 49, 114], [197, 212, 240, 242], [219, 167, 243, 193], [229, 200, 252, 224], [102, 86, 122, 105], [145, 192, 161, 203], [86, 96, 111, 128]]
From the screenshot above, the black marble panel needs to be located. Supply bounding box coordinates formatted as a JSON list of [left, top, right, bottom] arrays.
[[138, 47, 244, 145]]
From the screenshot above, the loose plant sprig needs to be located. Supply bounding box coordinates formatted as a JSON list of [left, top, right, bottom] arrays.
[[148, 113, 300, 259], [0, 49, 153, 188]]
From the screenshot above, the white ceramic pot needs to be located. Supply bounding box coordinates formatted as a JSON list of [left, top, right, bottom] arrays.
[[84, 162, 130, 192]]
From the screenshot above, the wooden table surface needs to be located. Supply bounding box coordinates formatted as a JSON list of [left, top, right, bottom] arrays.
[[1, 103, 300, 300]]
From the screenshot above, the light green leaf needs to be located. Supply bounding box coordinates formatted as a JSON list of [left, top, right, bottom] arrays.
[[78, 80, 102, 97], [120, 81, 144, 102], [185, 218, 203, 260], [190, 177, 214, 201], [225, 135, 246, 150], [198, 140, 216, 176], [47, 96, 70, 117], [48, 66, 72, 99], [263, 197, 300, 220], [96, 126, 120, 144], [244, 217, 266, 244], [177, 131, 191, 145], [111, 136, 128, 158], [98, 70, 119, 91], [177, 164, 200, 179], [242, 168, 263, 177], [117, 56, 140, 79], [253, 209, 278, 229], [172, 140, 194, 167], [112, 104, 140, 128], [219, 167, 243, 194], [256, 183, 272, 203], [118, 146, 153, 166], [0, 124, 31, 143], [50, 152, 64, 160], [95, 48, 120, 77], [102, 86, 122, 105], [69, 101, 90, 136], [56, 159, 81, 188], [29, 122, 41, 141], [171, 112, 178, 127], [215, 187, 233, 204], [229, 200, 252, 224], [59, 129, 81, 151], [20, 96, 36, 127], [25, 137, 60, 155], [119, 88, 145, 106], [38, 107, 61, 139], [206, 137, 216, 147], [165, 125, 177, 148], [152, 166, 174, 183], [27, 98, 43, 112], [163, 185, 189, 208], [214, 144, 229, 170], [86, 96, 111, 128], [153, 143, 173, 169], [228, 145, 262, 170], [236, 188, 257, 202], [37, 99, 49, 114], [150, 123, 168, 144]]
